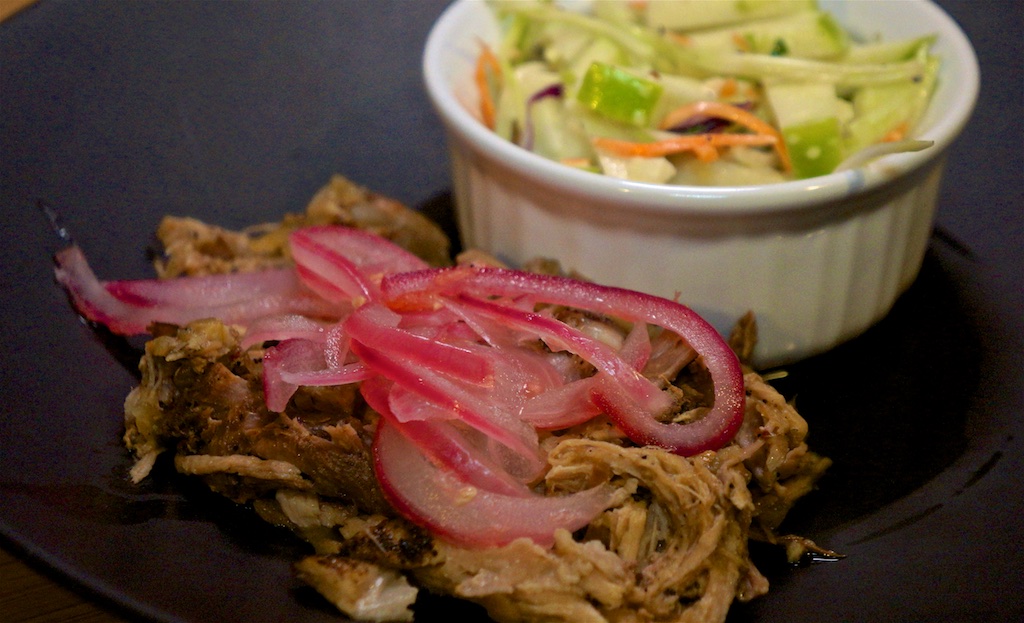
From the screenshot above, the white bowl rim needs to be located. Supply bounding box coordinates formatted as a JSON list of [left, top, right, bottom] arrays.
[[423, 0, 980, 217]]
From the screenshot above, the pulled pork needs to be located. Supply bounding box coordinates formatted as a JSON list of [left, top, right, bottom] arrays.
[[121, 175, 831, 623]]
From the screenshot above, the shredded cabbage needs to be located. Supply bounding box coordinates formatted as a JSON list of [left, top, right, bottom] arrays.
[[480, 0, 940, 185]]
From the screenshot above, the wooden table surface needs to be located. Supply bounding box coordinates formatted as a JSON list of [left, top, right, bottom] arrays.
[[0, 545, 127, 623], [0, 0, 33, 21]]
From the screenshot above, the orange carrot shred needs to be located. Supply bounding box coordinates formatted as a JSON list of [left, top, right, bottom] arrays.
[[592, 133, 778, 161], [731, 33, 751, 53], [882, 122, 910, 143], [658, 101, 792, 172], [560, 157, 593, 168], [475, 42, 502, 130], [718, 78, 738, 99], [668, 32, 692, 46]]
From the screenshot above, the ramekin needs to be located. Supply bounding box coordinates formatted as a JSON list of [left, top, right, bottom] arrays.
[[424, 0, 979, 367]]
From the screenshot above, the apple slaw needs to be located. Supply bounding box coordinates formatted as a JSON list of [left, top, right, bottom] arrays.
[[475, 0, 940, 185]]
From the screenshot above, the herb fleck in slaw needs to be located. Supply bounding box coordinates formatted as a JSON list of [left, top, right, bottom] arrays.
[[476, 0, 939, 185]]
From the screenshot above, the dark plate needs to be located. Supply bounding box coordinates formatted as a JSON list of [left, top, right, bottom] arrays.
[[1, 1, 1021, 622]]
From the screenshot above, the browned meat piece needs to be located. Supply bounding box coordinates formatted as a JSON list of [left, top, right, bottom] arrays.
[[124, 318, 390, 514], [155, 174, 451, 278], [294, 556, 419, 622], [728, 310, 758, 365], [737, 372, 833, 536]]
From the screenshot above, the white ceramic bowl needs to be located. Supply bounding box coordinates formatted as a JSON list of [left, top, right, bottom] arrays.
[[423, 0, 979, 367]]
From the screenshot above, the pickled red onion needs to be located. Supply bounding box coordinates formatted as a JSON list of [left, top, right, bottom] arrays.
[[262, 338, 374, 412], [240, 314, 335, 349], [344, 303, 494, 385], [56, 224, 746, 548], [54, 246, 337, 335], [381, 265, 745, 455], [348, 331, 543, 463], [290, 226, 428, 304], [372, 414, 617, 549], [362, 377, 533, 497]]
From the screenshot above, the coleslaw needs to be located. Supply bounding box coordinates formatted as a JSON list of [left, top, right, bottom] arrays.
[[477, 0, 940, 185]]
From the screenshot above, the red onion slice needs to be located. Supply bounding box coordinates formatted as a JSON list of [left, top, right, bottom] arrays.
[[519, 376, 602, 429], [290, 226, 428, 303], [348, 336, 542, 464], [362, 378, 533, 496], [279, 363, 373, 388], [54, 246, 337, 335], [382, 266, 745, 456], [240, 314, 335, 349], [104, 266, 299, 307], [262, 337, 374, 412], [58, 225, 748, 549], [453, 293, 672, 415], [385, 384, 546, 484], [372, 417, 616, 548], [345, 303, 494, 385]]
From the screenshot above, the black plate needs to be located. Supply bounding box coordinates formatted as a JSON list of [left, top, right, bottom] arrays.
[[1, 2, 1021, 622]]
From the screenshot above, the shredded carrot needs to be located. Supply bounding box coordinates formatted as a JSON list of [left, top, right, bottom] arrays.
[[593, 133, 778, 162], [658, 101, 791, 172], [668, 32, 692, 46], [718, 78, 738, 99], [661, 101, 772, 137], [474, 42, 502, 130], [560, 157, 593, 169], [731, 33, 751, 53], [882, 122, 910, 143]]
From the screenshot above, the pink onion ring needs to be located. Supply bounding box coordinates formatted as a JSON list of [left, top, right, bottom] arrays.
[[372, 415, 617, 548], [57, 225, 746, 548], [348, 333, 542, 463], [54, 246, 337, 335], [240, 314, 335, 349], [290, 226, 428, 303], [382, 265, 745, 455], [344, 303, 493, 385], [362, 377, 533, 496]]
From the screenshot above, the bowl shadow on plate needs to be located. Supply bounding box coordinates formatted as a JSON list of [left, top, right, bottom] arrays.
[[722, 231, 982, 620], [763, 235, 979, 539]]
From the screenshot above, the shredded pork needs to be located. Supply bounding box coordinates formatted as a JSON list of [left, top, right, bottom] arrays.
[[121, 175, 831, 623]]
